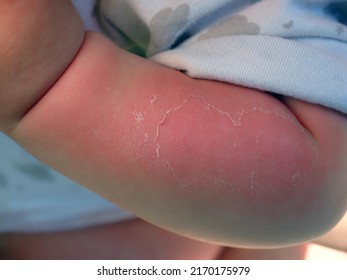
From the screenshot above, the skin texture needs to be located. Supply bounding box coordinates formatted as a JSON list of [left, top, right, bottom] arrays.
[[0, 0, 84, 132], [0, 0, 347, 258]]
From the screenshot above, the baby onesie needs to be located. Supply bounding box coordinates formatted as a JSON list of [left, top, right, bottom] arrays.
[[99, 0, 347, 113]]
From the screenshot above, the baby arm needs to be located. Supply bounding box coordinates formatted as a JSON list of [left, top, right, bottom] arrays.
[[1, 0, 347, 248]]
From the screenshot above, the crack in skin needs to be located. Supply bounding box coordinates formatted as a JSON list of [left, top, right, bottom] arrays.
[[150, 95, 158, 105], [153, 94, 318, 188], [155, 96, 192, 159], [165, 160, 186, 187]]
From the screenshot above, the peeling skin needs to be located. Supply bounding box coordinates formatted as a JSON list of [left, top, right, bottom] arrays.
[[150, 95, 158, 105], [165, 160, 186, 187], [144, 133, 149, 143], [155, 95, 193, 160], [132, 108, 145, 123], [153, 93, 319, 191], [123, 80, 322, 233]]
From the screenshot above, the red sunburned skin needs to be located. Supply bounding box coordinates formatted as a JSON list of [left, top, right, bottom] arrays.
[[11, 32, 347, 247], [121, 78, 325, 246]]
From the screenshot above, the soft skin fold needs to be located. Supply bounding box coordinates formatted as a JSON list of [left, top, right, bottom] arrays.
[[0, 0, 84, 133], [6, 30, 347, 247]]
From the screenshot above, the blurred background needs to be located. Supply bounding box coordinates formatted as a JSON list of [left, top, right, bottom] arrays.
[[308, 212, 347, 259]]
